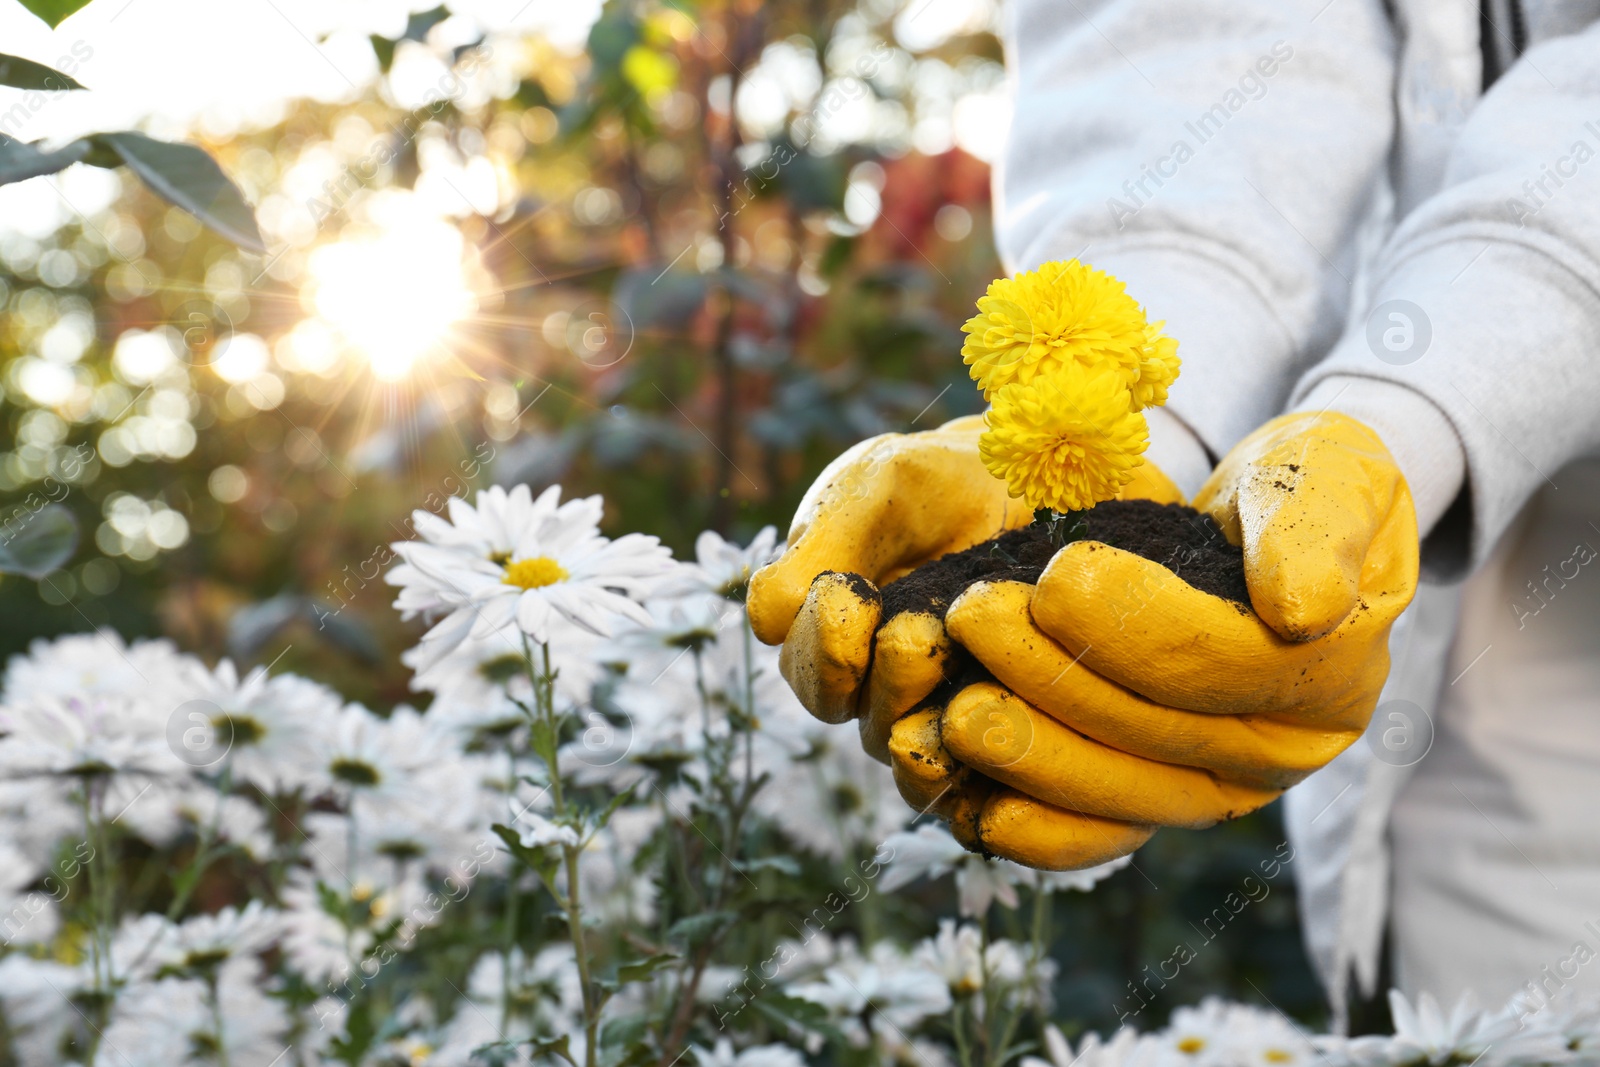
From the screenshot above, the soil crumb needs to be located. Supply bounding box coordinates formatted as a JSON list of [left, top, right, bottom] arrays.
[[879, 499, 1249, 624]]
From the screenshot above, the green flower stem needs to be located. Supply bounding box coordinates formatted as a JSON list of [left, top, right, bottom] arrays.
[[502, 746, 519, 1035], [167, 762, 233, 924], [521, 636, 600, 1067], [82, 779, 113, 1062], [656, 619, 762, 1067], [952, 997, 974, 1067], [209, 973, 233, 1067]]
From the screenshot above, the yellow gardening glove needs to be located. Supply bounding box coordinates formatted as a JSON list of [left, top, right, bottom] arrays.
[[935, 412, 1418, 869], [747, 416, 1182, 763]]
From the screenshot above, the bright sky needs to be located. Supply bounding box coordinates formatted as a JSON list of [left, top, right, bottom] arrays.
[[0, 0, 603, 144]]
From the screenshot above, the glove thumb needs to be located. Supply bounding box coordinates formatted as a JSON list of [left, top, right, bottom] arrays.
[[1195, 413, 1414, 642]]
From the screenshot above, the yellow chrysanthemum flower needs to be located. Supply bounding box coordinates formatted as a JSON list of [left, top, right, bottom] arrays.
[[1131, 322, 1181, 411], [961, 259, 1150, 400], [979, 363, 1150, 514]]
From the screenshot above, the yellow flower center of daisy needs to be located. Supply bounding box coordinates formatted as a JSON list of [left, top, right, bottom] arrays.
[[1264, 1049, 1294, 1063], [1177, 1037, 1206, 1054], [502, 556, 569, 590]]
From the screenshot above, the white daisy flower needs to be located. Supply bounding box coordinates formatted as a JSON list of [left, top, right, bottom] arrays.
[[787, 938, 952, 1035], [752, 729, 908, 863], [310, 769, 489, 884], [916, 919, 984, 997], [2, 630, 191, 705], [311, 703, 454, 805], [171, 658, 343, 793], [437, 943, 584, 1057], [0, 695, 169, 782], [0, 838, 56, 949], [103, 957, 290, 1067], [1528, 988, 1600, 1059], [209, 956, 294, 1066], [879, 823, 1131, 916], [1153, 1000, 1321, 1067], [280, 873, 376, 986], [662, 525, 782, 602], [0, 778, 79, 869], [1023, 1025, 1146, 1067], [404, 627, 606, 740], [568, 806, 661, 928], [387, 484, 675, 669], [1319, 991, 1567, 1067], [0, 955, 84, 1065], [514, 811, 580, 849], [171, 787, 275, 861], [691, 1037, 807, 1067], [99, 975, 205, 1067], [166, 901, 282, 973], [913, 920, 1054, 1016], [109, 911, 182, 985], [1158, 998, 1244, 1064]]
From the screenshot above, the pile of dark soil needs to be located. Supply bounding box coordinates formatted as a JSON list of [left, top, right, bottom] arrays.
[[878, 498, 1249, 624]]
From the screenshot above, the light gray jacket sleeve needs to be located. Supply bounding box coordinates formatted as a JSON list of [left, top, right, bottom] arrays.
[[1292, 23, 1600, 577], [995, 0, 1398, 468]]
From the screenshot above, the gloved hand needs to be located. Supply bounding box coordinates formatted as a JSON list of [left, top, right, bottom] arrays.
[[747, 416, 1182, 762], [929, 412, 1418, 868]]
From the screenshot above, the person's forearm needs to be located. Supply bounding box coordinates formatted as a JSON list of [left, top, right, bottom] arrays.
[[1288, 24, 1600, 578], [998, 0, 1397, 458]]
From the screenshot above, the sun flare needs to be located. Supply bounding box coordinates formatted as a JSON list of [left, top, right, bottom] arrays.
[[304, 213, 478, 382]]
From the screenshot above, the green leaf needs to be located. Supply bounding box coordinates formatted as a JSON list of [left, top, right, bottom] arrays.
[[0, 53, 85, 90], [612, 267, 707, 330], [587, 782, 637, 836], [327, 999, 376, 1065], [309, 601, 383, 663], [749, 994, 840, 1041], [87, 131, 265, 252], [0, 503, 78, 579], [401, 4, 451, 42], [615, 952, 678, 984], [369, 5, 451, 73], [368, 35, 397, 73], [0, 134, 88, 186], [525, 1034, 571, 1061], [598, 1014, 650, 1050], [226, 594, 304, 660], [490, 822, 562, 884], [15, 0, 93, 28], [733, 855, 801, 877], [667, 910, 736, 949]]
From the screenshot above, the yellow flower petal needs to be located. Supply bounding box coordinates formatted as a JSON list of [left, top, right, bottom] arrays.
[[960, 260, 1151, 400], [1131, 322, 1181, 411], [979, 364, 1149, 513]]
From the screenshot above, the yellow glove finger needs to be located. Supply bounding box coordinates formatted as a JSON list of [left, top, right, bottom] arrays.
[[1195, 412, 1418, 641], [941, 775, 994, 853], [941, 683, 1282, 828], [1030, 542, 1393, 729], [778, 572, 881, 724], [853, 455, 1180, 759], [749, 415, 1027, 645], [859, 612, 954, 763], [887, 706, 964, 812], [945, 580, 1360, 788], [978, 789, 1155, 871], [886, 708, 993, 850]]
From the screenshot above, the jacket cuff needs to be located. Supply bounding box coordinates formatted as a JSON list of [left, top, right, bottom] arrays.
[[1291, 232, 1600, 579], [1291, 377, 1466, 551]]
